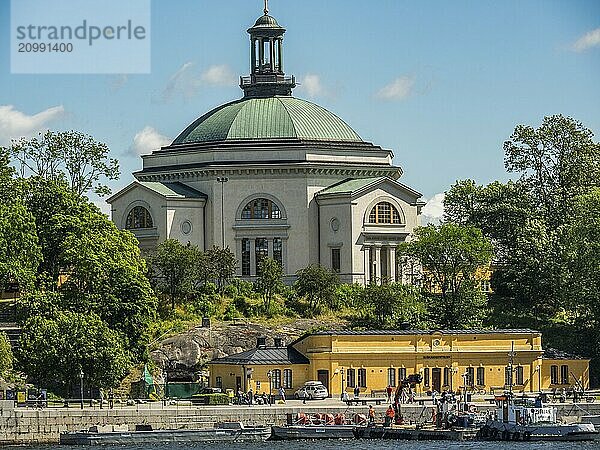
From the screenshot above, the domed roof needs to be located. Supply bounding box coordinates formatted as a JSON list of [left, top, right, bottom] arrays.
[[253, 14, 281, 28], [172, 96, 363, 145]]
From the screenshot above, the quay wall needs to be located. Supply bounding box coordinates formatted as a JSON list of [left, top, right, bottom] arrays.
[[0, 400, 598, 445]]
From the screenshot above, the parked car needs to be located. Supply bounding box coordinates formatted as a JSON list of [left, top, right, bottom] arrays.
[[294, 381, 329, 400]]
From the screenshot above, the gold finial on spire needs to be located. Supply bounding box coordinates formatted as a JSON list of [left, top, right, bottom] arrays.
[[264, 0, 269, 15]]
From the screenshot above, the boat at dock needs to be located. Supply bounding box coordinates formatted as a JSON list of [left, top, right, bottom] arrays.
[[270, 412, 367, 440], [353, 425, 478, 441], [59, 422, 271, 445], [477, 394, 598, 442]]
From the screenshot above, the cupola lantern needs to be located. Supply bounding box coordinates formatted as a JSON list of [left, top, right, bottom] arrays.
[[240, 0, 296, 98]]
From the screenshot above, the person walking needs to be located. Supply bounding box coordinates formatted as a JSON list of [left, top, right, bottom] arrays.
[[386, 385, 393, 402], [354, 386, 360, 399], [278, 387, 286, 403], [247, 389, 253, 406], [368, 405, 375, 425]]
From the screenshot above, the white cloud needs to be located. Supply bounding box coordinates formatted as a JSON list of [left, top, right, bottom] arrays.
[[131, 126, 171, 155], [200, 64, 236, 86], [421, 193, 445, 225], [376, 75, 415, 101], [160, 63, 236, 102], [298, 74, 325, 98], [0, 104, 65, 145], [572, 28, 600, 52]]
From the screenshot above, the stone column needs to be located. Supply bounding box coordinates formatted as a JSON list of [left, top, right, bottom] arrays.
[[374, 246, 381, 285], [249, 238, 256, 276], [363, 247, 370, 285], [269, 38, 275, 71], [278, 39, 283, 73], [251, 39, 256, 73], [389, 246, 396, 282]]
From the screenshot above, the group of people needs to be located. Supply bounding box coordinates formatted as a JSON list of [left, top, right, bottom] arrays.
[[234, 387, 286, 405]]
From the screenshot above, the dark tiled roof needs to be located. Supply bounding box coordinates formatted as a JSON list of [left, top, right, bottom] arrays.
[[290, 329, 539, 346], [209, 346, 309, 365], [310, 329, 538, 336], [543, 348, 587, 360]]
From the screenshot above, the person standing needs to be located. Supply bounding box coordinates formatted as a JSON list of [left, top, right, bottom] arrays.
[[354, 386, 360, 399], [368, 405, 375, 425], [386, 385, 393, 402], [247, 389, 253, 406], [384, 405, 395, 427]]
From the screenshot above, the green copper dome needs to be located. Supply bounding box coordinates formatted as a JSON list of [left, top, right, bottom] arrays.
[[173, 96, 363, 144]]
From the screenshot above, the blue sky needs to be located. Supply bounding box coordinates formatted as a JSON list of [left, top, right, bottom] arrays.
[[1, 0, 599, 220]]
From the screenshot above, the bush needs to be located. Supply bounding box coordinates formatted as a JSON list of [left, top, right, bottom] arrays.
[[191, 393, 229, 405]]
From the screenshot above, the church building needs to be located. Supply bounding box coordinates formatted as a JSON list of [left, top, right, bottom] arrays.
[[108, 5, 425, 284]]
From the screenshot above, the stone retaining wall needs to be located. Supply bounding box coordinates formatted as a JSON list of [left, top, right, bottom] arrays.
[[0, 400, 598, 445]]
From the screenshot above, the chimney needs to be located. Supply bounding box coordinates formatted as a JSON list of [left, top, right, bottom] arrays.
[[274, 337, 284, 348], [256, 336, 267, 348]]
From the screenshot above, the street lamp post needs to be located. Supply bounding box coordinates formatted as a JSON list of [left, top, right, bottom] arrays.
[[267, 370, 273, 405], [216, 177, 229, 248], [80, 369, 84, 410]]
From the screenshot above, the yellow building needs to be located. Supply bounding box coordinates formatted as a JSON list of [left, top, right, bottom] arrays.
[[208, 330, 589, 398]]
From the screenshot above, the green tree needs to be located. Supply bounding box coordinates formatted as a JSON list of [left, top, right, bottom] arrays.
[[7, 130, 119, 196], [398, 224, 493, 328], [358, 283, 429, 329], [206, 246, 237, 295], [255, 258, 284, 313], [148, 239, 196, 310], [0, 201, 42, 291], [504, 114, 600, 225], [0, 332, 13, 378], [294, 264, 340, 312], [18, 311, 130, 395]]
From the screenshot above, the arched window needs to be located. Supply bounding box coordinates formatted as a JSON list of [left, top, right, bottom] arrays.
[[241, 198, 281, 219], [125, 206, 153, 229], [368, 202, 401, 224]]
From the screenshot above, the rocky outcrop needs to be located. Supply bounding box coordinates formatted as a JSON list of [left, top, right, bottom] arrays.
[[149, 319, 342, 380]]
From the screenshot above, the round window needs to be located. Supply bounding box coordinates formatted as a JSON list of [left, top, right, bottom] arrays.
[[330, 217, 340, 232], [181, 220, 192, 235]]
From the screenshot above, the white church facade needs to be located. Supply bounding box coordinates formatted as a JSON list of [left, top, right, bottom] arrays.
[[108, 6, 425, 285]]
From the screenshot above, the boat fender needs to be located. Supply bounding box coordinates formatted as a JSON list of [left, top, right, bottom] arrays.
[[523, 431, 532, 441], [512, 431, 520, 441], [468, 405, 477, 413]]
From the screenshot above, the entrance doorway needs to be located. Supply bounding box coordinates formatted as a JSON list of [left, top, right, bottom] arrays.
[[236, 376, 242, 392], [432, 368, 442, 393], [317, 370, 329, 395]]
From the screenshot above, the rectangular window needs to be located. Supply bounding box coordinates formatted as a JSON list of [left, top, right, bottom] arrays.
[[551, 365, 559, 384], [358, 368, 367, 388], [283, 369, 292, 389], [347, 368, 356, 388], [331, 248, 341, 273], [398, 367, 407, 383], [241, 239, 250, 276], [515, 366, 524, 385], [423, 368, 430, 387], [505, 366, 512, 387], [476, 367, 485, 386], [273, 238, 283, 267], [215, 376, 222, 388], [387, 368, 396, 387], [560, 365, 569, 385], [272, 369, 281, 389], [255, 238, 268, 275], [443, 367, 451, 387], [466, 367, 475, 387]]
